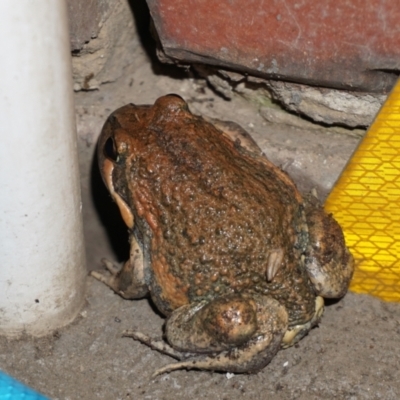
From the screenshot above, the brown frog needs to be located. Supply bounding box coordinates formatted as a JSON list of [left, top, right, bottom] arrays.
[[92, 94, 354, 376]]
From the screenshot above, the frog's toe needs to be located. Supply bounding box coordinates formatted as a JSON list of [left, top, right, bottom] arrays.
[[90, 258, 121, 288], [90, 258, 120, 282], [101, 258, 121, 275], [152, 362, 186, 378], [151, 358, 221, 378], [123, 330, 185, 360]]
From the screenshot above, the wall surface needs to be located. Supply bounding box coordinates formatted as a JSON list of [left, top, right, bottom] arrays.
[[67, 0, 141, 91], [67, 0, 109, 51]]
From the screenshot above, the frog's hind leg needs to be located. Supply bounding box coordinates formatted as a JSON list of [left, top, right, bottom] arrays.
[[90, 234, 148, 299], [304, 201, 354, 298], [128, 294, 288, 376]]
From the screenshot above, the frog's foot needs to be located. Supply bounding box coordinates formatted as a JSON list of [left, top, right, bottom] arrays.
[[135, 294, 288, 376], [91, 258, 120, 283], [304, 202, 354, 298], [90, 259, 149, 299], [281, 296, 324, 348], [91, 258, 130, 298], [91, 234, 148, 299]]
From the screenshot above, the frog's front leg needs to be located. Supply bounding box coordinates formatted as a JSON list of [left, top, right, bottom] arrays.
[[125, 293, 288, 376], [304, 203, 354, 298], [91, 234, 148, 299]]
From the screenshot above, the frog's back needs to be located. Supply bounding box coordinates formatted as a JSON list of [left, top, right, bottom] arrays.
[[113, 96, 315, 323]]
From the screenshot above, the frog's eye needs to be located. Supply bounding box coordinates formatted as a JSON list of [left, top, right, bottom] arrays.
[[104, 136, 119, 163]]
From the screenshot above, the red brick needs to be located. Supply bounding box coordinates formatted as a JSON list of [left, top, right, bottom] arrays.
[[147, 0, 400, 92]]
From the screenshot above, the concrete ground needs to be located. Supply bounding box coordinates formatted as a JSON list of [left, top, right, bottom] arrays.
[[1, 43, 400, 400]]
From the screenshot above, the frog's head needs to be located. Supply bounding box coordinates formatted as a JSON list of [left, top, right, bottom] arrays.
[[97, 105, 145, 230], [97, 94, 192, 230]]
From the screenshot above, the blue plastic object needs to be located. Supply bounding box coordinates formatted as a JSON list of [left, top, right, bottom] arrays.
[[0, 371, 49, 400]]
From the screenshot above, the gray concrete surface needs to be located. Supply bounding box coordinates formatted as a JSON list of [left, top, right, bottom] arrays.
[[1, 46, 399, 400], [2, 280, 399, 400]]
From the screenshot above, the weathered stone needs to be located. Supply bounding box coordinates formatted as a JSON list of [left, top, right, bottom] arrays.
[[259, 106, 364, 137], [265, 81, 386, 128], [194, 65, 384, 128], [67, 0, 109, 51], [69, 0, 141, 91]]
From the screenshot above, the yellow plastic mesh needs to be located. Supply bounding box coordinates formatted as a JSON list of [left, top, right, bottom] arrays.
[[325, 79, 400, 302]]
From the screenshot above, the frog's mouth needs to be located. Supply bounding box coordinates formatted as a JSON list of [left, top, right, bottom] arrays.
[[98, 112, 135, 230], [101, 157, 134, 229], [98, 136, 133, 231]]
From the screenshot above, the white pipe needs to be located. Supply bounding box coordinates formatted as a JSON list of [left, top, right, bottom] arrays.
[[0, 1, 86, 337]]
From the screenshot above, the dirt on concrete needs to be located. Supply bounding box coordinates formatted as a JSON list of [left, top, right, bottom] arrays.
[[2, 280, 399, 400], [1, 39, 399, 400]]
